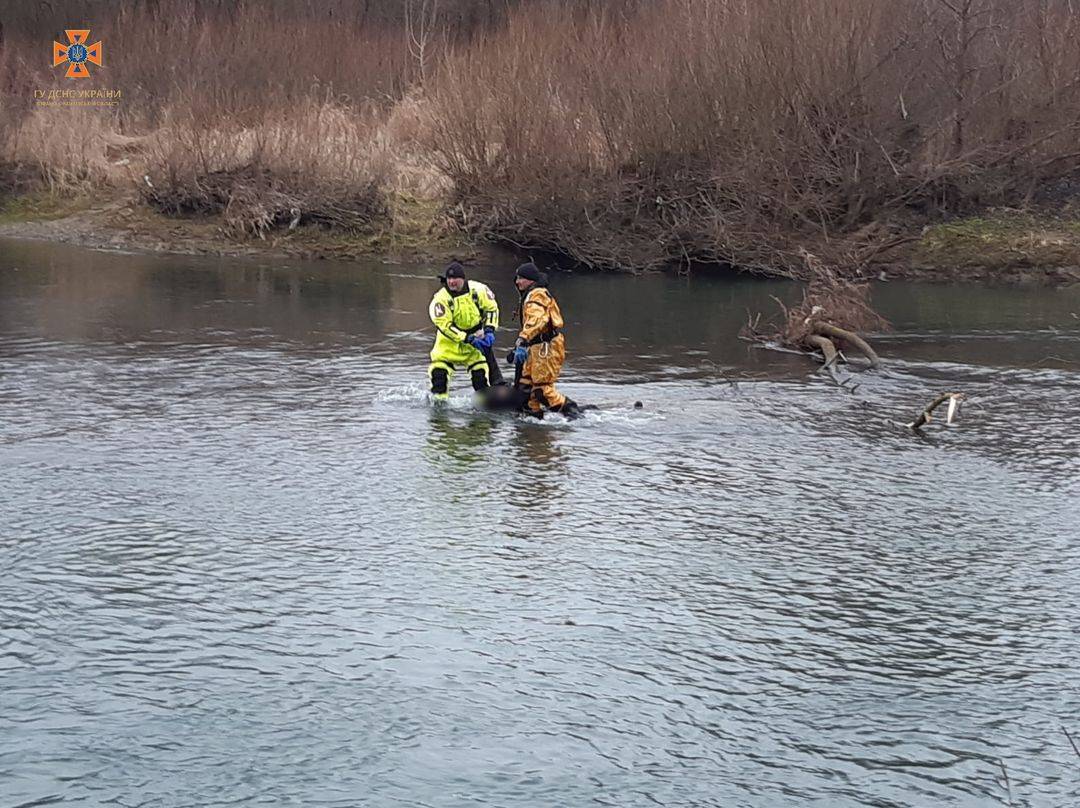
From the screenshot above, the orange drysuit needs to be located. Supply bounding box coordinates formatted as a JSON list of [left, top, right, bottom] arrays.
[[517, 285, 567, 413]]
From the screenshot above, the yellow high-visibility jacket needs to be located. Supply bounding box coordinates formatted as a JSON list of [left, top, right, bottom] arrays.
[[429, 280, 499, 344]]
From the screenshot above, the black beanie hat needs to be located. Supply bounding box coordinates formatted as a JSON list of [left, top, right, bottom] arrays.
[[515, 262, 542, 283], [441, 261, 466, 281]]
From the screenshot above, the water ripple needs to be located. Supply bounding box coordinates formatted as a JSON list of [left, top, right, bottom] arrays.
[[2, 248, 1079, 807]]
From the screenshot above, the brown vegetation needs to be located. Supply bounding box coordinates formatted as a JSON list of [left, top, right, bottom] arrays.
[[136, 102, 391, 238], [2, 0, 1080, 272], [742, 252, 890, 378], [1, 0, 419, 234], [424, 0, 1080, 272]]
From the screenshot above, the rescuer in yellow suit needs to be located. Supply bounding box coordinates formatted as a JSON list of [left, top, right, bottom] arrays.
[[509, 262, 580, 418], [428, 262, 500, 399]]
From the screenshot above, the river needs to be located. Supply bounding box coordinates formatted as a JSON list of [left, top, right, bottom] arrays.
[[2, 238, 1079, 807]]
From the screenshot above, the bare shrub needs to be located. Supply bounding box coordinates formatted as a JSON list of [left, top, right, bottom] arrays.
[[140, 102, 391, 237], [0, 0, 415, 212], [0, 48, 35, 165], [425, 0, 1080, 272]]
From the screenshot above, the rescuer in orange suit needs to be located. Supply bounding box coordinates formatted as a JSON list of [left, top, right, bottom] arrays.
[[508, 262, 581, 418]]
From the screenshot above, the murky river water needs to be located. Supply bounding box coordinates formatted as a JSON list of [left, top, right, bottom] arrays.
[[2, 238, 1079, 807]]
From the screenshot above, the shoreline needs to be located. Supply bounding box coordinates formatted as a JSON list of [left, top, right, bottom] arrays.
[[0, 192, 482, 268], [3, 192, 1080, 285]]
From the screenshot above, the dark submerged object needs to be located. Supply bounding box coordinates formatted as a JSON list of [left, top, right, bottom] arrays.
[[479, 381, 592, 420], [482, 381, 532, 413]]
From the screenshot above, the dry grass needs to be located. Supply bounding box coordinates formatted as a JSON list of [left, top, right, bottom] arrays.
[[917, 210, 1080, 269], [0, 0, 423, 230], [3, 0, 1080, 269], [137, 102, 391, 237]]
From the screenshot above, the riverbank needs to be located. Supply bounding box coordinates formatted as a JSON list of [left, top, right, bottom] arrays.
[[899, 213, 1080, 284], [0, 189, 480, 266], [3, 189, 1080, 284], [7, 1, 1080, 284]]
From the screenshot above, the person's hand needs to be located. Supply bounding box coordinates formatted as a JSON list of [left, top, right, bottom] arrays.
[[483, 327, 496, 347], [465, 333, 482, 348], [513, 346, 528, 366]]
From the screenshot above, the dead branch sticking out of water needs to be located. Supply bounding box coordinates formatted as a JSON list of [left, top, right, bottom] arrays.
[[907, 392, 966, 430], [741, 251, 889, 380]]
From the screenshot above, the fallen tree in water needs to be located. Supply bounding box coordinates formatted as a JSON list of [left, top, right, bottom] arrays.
[[907, 392, 966, 430], [742, 251, 889, 380]]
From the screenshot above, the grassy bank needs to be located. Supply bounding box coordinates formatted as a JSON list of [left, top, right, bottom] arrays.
[[0, 186, 477, 264], [916, 212, 1080, 269], [0, 192, 96, 224], [7, 186, 1080, 284], [3, 0, 1080, 278]]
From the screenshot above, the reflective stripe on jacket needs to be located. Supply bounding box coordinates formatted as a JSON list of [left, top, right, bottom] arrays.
[[429, 280, 500, 343]]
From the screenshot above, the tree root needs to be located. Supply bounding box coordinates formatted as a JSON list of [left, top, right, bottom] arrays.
[[804, 334, 838, 366], [811, 322, 880, 367], [802, 334, 845, 384]]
